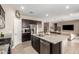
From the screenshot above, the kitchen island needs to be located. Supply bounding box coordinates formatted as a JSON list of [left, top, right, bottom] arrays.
[[31, 34, 69, 54]]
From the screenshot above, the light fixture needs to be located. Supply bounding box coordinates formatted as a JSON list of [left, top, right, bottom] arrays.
[[66, 5, 70, 9], [21, 6, 24, 10], [46, 14, 48, 17]]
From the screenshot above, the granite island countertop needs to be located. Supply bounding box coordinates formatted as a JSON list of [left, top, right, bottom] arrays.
[[32, 34, 69, 44]]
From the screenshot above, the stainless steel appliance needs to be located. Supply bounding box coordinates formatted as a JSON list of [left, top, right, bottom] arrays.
[[30, 24, 37, 34]]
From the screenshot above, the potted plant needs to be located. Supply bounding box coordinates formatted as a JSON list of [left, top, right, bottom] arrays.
[[0, 32, 4, 37]]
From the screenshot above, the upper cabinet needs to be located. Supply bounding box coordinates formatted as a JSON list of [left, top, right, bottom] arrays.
[[0, 5, 5, 29]]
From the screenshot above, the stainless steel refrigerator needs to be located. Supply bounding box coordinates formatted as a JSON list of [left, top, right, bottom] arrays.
[[30, 24, 37, 34]]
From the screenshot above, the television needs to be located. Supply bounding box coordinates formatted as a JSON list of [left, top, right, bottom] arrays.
[[62, 25, 74, 30]]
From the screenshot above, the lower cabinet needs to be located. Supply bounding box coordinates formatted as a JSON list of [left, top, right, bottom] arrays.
[[22, 33, 31, 42], [51, 42, 62, 54], [31, 35, 40, 53], [31, 35, 62, 54], [40, 40, 50, 54]]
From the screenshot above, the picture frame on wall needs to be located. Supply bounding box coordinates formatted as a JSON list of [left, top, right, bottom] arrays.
[[0, 5, 5, 29], [0, 17, 5, 29], [15, 10, 20, 18]]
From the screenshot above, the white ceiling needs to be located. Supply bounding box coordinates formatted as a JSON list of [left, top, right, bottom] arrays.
[[11, 4, 79, 22]]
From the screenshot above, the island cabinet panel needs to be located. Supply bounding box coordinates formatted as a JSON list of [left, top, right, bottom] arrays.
[[40, 39, 50, 54], [31, 35, 33, 46], [31, 35, 62, 54], [51, 41, 62, 54], [31, 35, 40, 53]]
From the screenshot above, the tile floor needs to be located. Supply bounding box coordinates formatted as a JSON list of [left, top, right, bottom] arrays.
[[62, 39, 79, 54], [12, 39, 79, 54], [12, 41, 38, 54]]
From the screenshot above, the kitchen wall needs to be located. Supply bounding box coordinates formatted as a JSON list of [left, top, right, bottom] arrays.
[[22, 19, 30, 28], [0, 4, 44, 48], [22, 15, 43, 21], [0, 5, 14, 34], [0, 5, 22, 48], [57, 20, 79, 35], [37, 22, 43, 34], [13, 17, 22, 48], [22, 15, 44, 33], [22, 19, 41, 28], [49, 22, 55, 32]]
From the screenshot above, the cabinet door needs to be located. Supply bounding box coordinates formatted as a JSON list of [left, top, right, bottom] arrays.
[[34, 37, 40, 53], [32, 36, 40, 53], [22, 33, 31, 42], [31, 35, 33, 46], [32, 36, 35, 48], [51, 42, 62, 54], [40, 40, 50, 54]]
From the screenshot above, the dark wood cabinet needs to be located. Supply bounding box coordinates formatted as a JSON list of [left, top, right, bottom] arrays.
[[31, 35, 62, 54], [0, 38, 11, 45], [0, 38, 11, 54], [22, 33, 31, 42], [50, 42, 62, 54], [40, 39, 50, 54], [31, 35, 33, 46], [31, 35, 40, 53]]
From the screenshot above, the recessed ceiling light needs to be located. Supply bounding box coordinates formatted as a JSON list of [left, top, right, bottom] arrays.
[[46, 14, 48, 17], [66, 5, 70, 9], [21, 6, 24, 10]]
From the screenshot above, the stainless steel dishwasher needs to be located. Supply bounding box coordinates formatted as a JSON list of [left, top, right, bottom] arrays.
[[40, 39, 50, 54]]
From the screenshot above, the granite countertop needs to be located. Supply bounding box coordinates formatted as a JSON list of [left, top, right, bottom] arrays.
[[0, 34, 11, 39], [32, 34, 69, 44]]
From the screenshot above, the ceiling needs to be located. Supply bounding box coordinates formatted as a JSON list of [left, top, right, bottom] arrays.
[[11, 4, 79, 22]]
